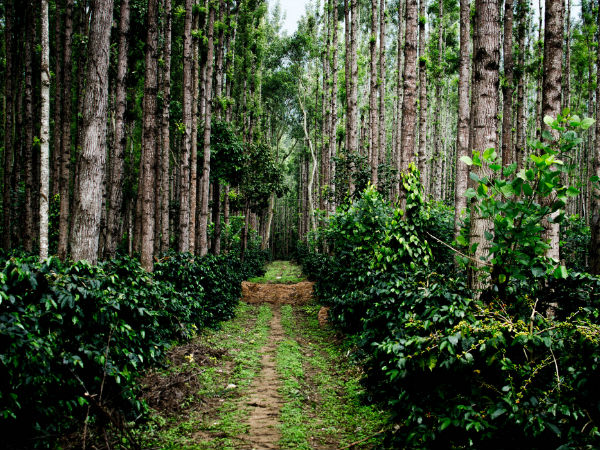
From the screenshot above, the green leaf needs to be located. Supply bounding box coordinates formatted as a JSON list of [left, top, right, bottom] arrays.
[[543, 115, 555, 126], [531, 266, 545, 277], [566, 186, 580, 197], [483, 147, 497, 161], [484, 231, 494, 241], [464, 188, 477, 198], [553, 265, 568, 279], [498, 273, 506, 284], [522, 183, 533, 196], [460, 155, 473, 166], [581, 117, 595, 130]]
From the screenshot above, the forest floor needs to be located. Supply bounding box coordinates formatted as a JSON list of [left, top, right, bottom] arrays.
[[136, 261, 387, 450]]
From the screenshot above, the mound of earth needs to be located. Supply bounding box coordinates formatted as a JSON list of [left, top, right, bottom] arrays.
[[242, 281, 315, 305]]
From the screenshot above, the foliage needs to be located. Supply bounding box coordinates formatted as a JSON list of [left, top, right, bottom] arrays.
[[301, 163, 600, 448], [461, 113, 593, 299], [561, 214, 590, 272], [0, 251, 254, 447]]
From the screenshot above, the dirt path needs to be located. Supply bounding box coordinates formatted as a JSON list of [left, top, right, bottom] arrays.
[[243, 304, 284, 450]]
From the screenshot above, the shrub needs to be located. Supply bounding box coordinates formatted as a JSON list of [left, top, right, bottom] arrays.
[[0, 251, 249, 447]]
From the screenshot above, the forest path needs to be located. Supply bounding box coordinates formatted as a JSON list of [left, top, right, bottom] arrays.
[[138, 262, 387, 449]]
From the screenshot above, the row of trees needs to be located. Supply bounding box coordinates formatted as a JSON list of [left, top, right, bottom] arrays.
[[1, 0, 599, 282], [0, 0, 287, 270], [281, 0, 600, 284]]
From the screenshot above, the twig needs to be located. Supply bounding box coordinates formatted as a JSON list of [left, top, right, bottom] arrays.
[[549, 345, 561, 390], [529, 299, 539, 335], [338, 430, 385, 450], [424, 232, 493, 268]]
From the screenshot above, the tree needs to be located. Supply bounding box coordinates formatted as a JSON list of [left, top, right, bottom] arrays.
[[454, 0, 470, 241], [501, 0, 514, 167], [468, 0, 500, 292], [590, 4, 600, 274], [540, 0, 564, 261], [140, 0, 160, 271], [69, 0, 114, 264], [198, 2, 216, 256], [369, 0, 379, 185], [399, 0, 418, 175], [105, 0, 131, 259], [40, 0, 51, 260], [417, 0, 428, 181], [178, 0, 194, 253]]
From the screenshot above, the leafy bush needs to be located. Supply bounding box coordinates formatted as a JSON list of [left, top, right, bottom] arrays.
[[305, 156, 600, 448], [0, 251, 249, 447]]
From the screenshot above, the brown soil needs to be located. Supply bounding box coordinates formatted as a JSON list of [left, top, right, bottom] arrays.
[[242, 280, 315, 305], [240, 304, 285, 450]]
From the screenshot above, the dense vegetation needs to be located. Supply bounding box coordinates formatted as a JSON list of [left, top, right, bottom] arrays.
[[299, 122, 600, 448], [0, 245, 266, 447]]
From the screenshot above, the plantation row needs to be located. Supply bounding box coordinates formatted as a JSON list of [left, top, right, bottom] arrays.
[[299, 165, 600, 448], [0, 244, 266, 448]]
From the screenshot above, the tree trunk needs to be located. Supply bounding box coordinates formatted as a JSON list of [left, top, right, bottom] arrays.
[[417, 0, 427, 182], [562, 0, 571, 112], [501, 0, 514, 167], [52, 0, 63, 199], [433, 0, 444, 201], [329, 0, 338, 215], [105, 0, 131, 259], [139, 0, 159, 271], [591, 3, 600, 274], [178, 0, 194, 253], [70, 0, 114, 264], [468, 0, 500, 293], [454, 0, 471, 242], [541, 0, 564, 261], [198, 3, 216, 256], [159, 0, 172, 255], [515, 0, 527, 171], [399, 0, 418, 177], [23, 1, 36, 252], [348, 0, 359, 194], [58, 0, 75, 260], [189, 6, 201, 254], [2, 0, 15, 250], [40, 0, 51, 260], [369, 0, 379, 185]]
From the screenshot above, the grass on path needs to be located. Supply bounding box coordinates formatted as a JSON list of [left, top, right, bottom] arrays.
[[247, 260, 306, 284]]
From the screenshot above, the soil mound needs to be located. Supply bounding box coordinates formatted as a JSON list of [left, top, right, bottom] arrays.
[[242, 281, 315, 305]]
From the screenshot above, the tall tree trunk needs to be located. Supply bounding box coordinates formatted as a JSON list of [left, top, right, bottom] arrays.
[[2, 0, 15, 250], [591, 4, 600, 274], [140, 0, 159, 271], [58, 0, 74, 260], [432, 0, 444, 201], [562, 0, 571, 112], [40, 0, 51, 260], [541, 0, 564, 261], [329, 0, 338, 214], [189, 6, 201, 254], [369, 0, 379, 185], [321, 1, 331, 213], [454, 0, 471, 241], [399, 0, 418, 177], [394, 0, 405, 197], [178, 0, 194, 253], [105, 0, 131, 259], [24, 1, 36, 252], [52, 1, 63, 199], [417, 0, 427, 181], [198, 3, 216, 256], [378, 0, 386, 167], [534, 0, 543, 138], [501, 0, 514, 167], [70, 0, 114, 264], [159, 0, 172, 254], [515, 0, 527, 171], [348, 0, 359, 194], [468, 0, 500, 293]]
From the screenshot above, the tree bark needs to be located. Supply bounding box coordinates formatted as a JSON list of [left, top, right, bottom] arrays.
[[468, 0, 500, 293], [58, 0, 75, 260], [541, 0, 564, 261], [159, 0, 172, 254], [2, 0, 15, 250], [369, 0, 379, 185], [178, 0, 194, 253], [501, 0, 514, 167], [417, 0, 427, 183], [198, 3, 216, 256], [329, 0, 338, 214], [189, 5, 201, 254], [454, 0, 471, 242], [105, 0, 131, 259], [590, 5, 600, 274], [40, 0, 51, 260], [399, 0, 418, 175], [348, 0, 359, 194], [24, 1, 36, 252], [139, 0, 159, 271], [70, 0, 114, 264], [515, 0, 527, 172]]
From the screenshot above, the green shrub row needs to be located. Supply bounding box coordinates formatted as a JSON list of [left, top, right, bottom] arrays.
[[298, 167, 600, 449], [0, 248, 265, 447]]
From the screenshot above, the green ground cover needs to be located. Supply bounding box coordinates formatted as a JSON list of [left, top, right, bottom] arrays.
[[247, 260, 306, 284]]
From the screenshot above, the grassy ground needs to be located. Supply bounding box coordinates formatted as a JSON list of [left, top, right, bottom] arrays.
[[135, 264, 387, 449], [247, 260, 306, 284]]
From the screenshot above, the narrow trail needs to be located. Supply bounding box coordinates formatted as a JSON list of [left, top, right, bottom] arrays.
[[139, 261, 387, 450], [244, 304, 284, 450]]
